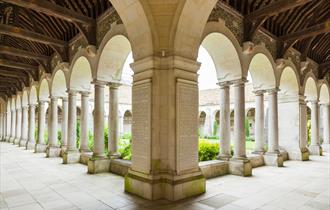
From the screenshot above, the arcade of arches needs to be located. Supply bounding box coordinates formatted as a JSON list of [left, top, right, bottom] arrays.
[[0, 0, 329, 205]]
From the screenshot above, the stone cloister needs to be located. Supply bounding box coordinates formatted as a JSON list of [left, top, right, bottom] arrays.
[[0, 0, 329, 206]]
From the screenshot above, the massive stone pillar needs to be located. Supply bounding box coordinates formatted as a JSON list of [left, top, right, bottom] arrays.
[[229, 80, 252, 176], [14, 108, 22, 144], [63, 91, 80, 163], [309, 100, 322, 155], [9, 109, 16, 143], [46, 97, 60, 157], [108, 83, 120, 157], [218, 82, 231, 160], [80, 92, 90, 153], [60, 97, 68, 155], [253, 91, 265, 154], [264, 89, 283, 166], [19, 106, 28, 147], [124, 57, 205, 201], [35, 101, 47, 153], [26, 104, 36, 150], [321, 103, 330, 152], [88, 81, 108, 173]]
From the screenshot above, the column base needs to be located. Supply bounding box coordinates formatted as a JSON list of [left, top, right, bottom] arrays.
[[46, 145, 61, 157], [287, 149, 309, 161], [308, 145, 322, 156], [60, 146, 67, 157], [26, 141, 35, 150], [229, 158, 252, 176], [13, 138, 20, 144], [79, 148, 91, 153], [321, 143, 330, 153], [35, 143, 46, 153], [87, 156, 110, 174], [252, 150, 265, 155], [263, 152, 284, 167], [63, 150, 80, 164], [124, 170, 205, 201], [19, 139, 27, 147], [8, 137, 14, 143], [217, 154, 231, 161]]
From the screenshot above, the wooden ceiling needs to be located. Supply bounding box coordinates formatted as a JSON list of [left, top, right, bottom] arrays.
[[0, 0, 329, 100]]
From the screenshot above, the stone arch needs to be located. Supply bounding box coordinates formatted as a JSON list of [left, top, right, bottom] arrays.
[[201, 32, 243, 82], [247, 51, 276, 90], [22, 90, 29, 107], [96, 34, 132, 82], [38, 78, 50, 101], [51, 69, 68, 97], [69, 56, 92, 92], [10, 97, 16, 110], [174, 0, 218, 60], [16, 95, 21, 109], [319, 83, 330, 104], [123, 110, 132, 134], [29, 85, 38, 105], [199, 111, 207, 138], [303, 75, 318, 101], [279, 66, 300, 96], [109, 0, 153, 60]]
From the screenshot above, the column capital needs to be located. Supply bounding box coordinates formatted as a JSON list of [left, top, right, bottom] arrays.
[[39, 99, 48, 104], [50, 96, 60, 100], [92, 79, 107, 86], [61, 97, 68, 102], [108, 82, 121, 89], [253, 90, 266, 96], [66, 89, 79, 95], [29, 104, 37, 108], [266, 88, 280, 94], [307, 99, 319, 104], [80, 91, 91, 97], [217, 81, 231, 88], [231, 78, 248, 87]]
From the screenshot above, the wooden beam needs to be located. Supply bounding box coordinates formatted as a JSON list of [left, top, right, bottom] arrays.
[[0, 24, 66, 47], [0, 59, 38, 71], [247, 0, 312, 20], [280, 21, 330, 41], [0, 46, 49, 61], [1, 0, 96, 45]]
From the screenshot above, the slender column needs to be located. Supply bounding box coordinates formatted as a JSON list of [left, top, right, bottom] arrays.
[[80, 92, 90, 152], [15, 108, 22, 143], [253, 91, 265, 153], [6, 110, 10, 141], [37, 101, 46, 145], [67, 91, 77, 151], [267, 89, 279, 153], [61, 97, 68, 148], [0, 113, 3, 140], [218, 82, 231, 159], [20, 106, 28, 144], [27, 104, 36, 147], [232, 80, 246, 158], [93, 81, 105, 158], [109, 83, 120, 156], [322, 104, 330, 145], [310, 100, 320, 146], [48, 97, 58, 147], [11, 109, 16, 141]]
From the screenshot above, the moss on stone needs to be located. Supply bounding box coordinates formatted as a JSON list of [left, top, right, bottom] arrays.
[[183, 177, 206, 198]]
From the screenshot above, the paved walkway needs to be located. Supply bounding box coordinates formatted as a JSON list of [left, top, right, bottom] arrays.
[[0, 142, 329, 210]]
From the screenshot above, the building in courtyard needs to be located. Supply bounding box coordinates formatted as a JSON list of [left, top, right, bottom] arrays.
[[0, 0, 329, 207]]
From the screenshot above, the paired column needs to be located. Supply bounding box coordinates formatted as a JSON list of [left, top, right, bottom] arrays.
[[309, 100, 322, 155], [27, 104, 36, 149], [80, 92, 90, 152], [92, 81, 106, 158], [232, 80, 246, 159], [19, 106, 28, 146], [321, 103, 330, 151], [15, 108, 22, 144], [218, 82, 231, 159], [108, 83, 120, 157], [253, 91, 265, 153], [61, 97, 68, 150]]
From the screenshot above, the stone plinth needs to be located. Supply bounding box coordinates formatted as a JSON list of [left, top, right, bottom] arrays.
[[229, 158, 252, 176], [309, 145, 322, 156], [125, 170, 205, 201], [87, 157, 110, 174], [19, 139, 26, 147], [26, 141, 35, 150], [322, 143, 330, 152], [35, 144, 46, 153], [287, 148, 309, 161], [63, 151, 80, 164], [46, 146, 61, 157], [263, 153, 283, 167], [247, 154, 264, 168], [110, 159, 131, 176], [199, 160, 229, 179]]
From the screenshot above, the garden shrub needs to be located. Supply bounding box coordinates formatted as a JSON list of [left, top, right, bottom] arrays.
[[307, 120, 311, 145], [119, 138, 132, 160], [198, 140, 219, 161]]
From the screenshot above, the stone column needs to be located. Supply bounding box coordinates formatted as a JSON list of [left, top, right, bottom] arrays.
[[10, 109, 16, 143], [63, 90, 80, 164], [253, 91, 265, 154], [6, 110, 11, 142], [80, 92, 90, 153], [60, 97, 68, 154], [26, 104, 36, 150], [218, 82, 231, 159], [19, 106, 28, 147], [109, 82, 120, 157], [0, 113, 3, 141], [46, 97, 60, 157], [35, 101, 47, 153], [309, 100, 322, 155], [321, 103, 330, 152], [264, 89, 283, 166], [14, 108, 22, 144]]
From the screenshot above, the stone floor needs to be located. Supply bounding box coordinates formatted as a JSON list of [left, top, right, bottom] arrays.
[[0, 142, 329, 210]]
